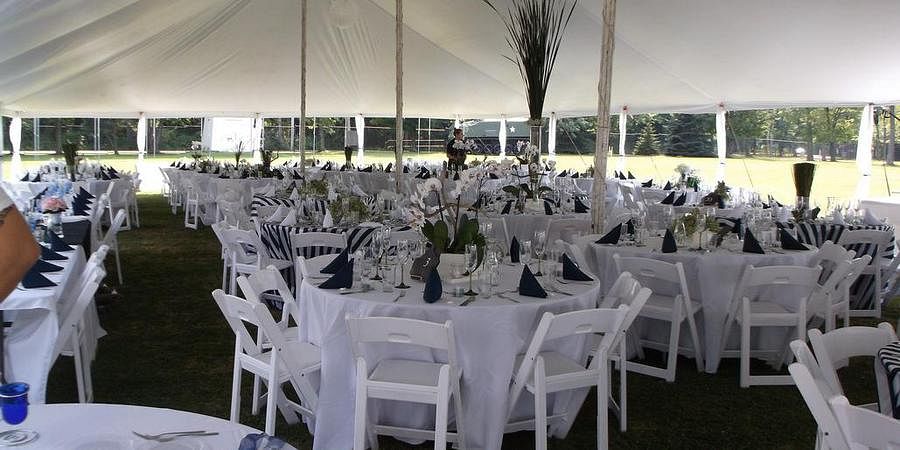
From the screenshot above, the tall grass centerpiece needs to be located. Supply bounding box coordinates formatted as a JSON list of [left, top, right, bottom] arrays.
[[792, 162, 816, 211], [484, 0, 577, 154]]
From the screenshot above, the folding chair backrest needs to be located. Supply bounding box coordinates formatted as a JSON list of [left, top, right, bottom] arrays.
[[212, 289, 263, 357], [546, 218, 592, 245], [788, 363, 851, 450], [732, 265, 820, 305], [830, 396, 900, 450], [238, 266, 293, 305], [290, 232, 346, 255], [808, 324, 896, 396], [789, 340, 836, 399], [223, 228, 261, 265], [809, 241, 855, 284], [347, 316, 457, 379], [86, 245, 110, 272], [53, 267, 106, 358], [838, 229, 891, 262], [812, 260, 852, 303], [599, 272, 638, 309], [614, 254, 688, 300], [103, 210, 127, 243], [837, 255, 872, 293]]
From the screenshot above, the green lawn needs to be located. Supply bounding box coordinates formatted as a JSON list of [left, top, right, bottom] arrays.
[[44, 195, 899, 449], [4, 150, 899, 207]]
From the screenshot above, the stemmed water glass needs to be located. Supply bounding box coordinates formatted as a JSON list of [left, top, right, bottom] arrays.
[[395, 240, 410, 289], [464, 244, 479, 296], [521, 240, 532, 271], [370, 230, 384, 281], [533, 231, 546, 276]]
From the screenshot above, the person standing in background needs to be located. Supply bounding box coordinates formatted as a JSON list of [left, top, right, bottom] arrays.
[[0, 187, 40, 301], [446, 128, 468, 171]]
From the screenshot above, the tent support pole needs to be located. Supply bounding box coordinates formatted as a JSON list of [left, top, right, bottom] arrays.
[[394, 0, 403, 192], [0, 102, 5, 181], [591, 0, 616, 233], [299, 0, 308, 175]]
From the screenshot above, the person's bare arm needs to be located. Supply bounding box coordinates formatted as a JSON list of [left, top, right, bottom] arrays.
[[0, 206, 40, 301]]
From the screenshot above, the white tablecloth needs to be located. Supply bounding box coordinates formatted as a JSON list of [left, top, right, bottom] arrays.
[[2, 247, 85, 404], [298, 255, 600, 450], [0, 403, 278, 449], [584, 243, 815, 373]]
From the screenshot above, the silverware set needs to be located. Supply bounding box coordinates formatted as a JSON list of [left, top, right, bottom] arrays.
[[132, 430, 219, 442]]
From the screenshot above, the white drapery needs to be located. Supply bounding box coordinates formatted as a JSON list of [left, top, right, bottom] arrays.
[[250, 114, 263, 152], [618, 108, 627, 157], [454, 115, 461, 129], [548, 112, 557, 160], [9, 117, 21, 155], [855, 104, 874, 199], [354, 114, 365, 164], [498, 115, 507, 158], [716, 105, 727, 181], [137, 113, 147, 154]]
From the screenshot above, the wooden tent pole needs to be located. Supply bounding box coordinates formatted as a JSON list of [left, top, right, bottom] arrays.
[[591, 0, 617, 232]]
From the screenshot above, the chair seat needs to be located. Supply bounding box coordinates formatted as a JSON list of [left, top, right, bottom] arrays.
[[736, 301, 799, 326], [638, 294, 701, 321], [369, 359, 446, 388], [514, 351, 585, 384], [245, 342, 322, 374]]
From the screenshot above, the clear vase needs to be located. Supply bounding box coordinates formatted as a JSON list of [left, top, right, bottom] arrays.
[[45, 212, 64, 239], [528, 118, 543, 155]]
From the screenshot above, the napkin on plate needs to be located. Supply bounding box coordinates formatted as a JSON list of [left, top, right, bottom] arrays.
[[660, 192, 676, 205], [618, 172, 627, 180], [543, 200, 554, 216], [320, 248, 349, 274], [574, 197, 589, 213], [627, 171, 635, 179], [403, 165, 410, 173], [268, 206, 290, 223], [742, 229, 765, 254], [562, 254, 593, 281], [239, 433, 288, 450], [21, 269, 57, 289], [662, 229, 678, 253], [20, 173, 30, 182], [864, 209, 884, 225], [280, 212, 297, 227], [571, 172, 579, 179], [41, 246, 67, 261], [453, 172, 460, 181], [779, 229, 808, 250], [518, 265, 547, 298], [501, 200, 513, 215], [79, 187, 95, 199], [489, 173, 499, 179], [385, 162, 393, 173], [32, 173, 42, 182], [31, 259, 63, 273], [595, 223, 622, 245], [672, 193, 687, 206], [641, 179, 653, 188], [663, 181, 673, 190], [558, 170, 568, 177], [318, 260, 353, 289], [809, 207, 820, 220], [423, 269, 442, 303], [48, 232, 73, 252], [510, 237, 521, 263]]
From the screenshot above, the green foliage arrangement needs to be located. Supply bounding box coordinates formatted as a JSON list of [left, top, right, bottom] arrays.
[[422, 216, 486, 262]]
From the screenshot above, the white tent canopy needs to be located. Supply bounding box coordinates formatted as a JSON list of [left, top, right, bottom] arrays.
[[0, 0, 899, 119]]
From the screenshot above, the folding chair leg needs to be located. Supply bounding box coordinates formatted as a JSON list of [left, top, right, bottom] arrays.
[[619, 345, 627, 432], [665, 307, 682, 382], [251, 376, 262, 415], [229, 354, 242, 423], [740, 305, 751, 388], [263, 375, 278, 435], [452, 375, 467, 450], [353, 364, 368, 450], [73, 336, 87, 403], [686, 306, 704, 372], [434, 377, 449, 450], [114, 248, 123, 285], [598, 363, 609, 450], [534, 359, 548, 450]]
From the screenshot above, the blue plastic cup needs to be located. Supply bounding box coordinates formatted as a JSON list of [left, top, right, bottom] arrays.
[[0, 383, 29, 425]]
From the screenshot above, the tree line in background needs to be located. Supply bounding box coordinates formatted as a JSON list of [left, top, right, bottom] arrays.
[[3, 106, 896, 163]]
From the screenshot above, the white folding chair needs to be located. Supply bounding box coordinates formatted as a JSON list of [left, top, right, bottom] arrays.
[[837, 229, 893, 318], [221, 228, 264, 294], [808, 323, 897, 415], [788, 362, 851, 450], [212, 289, 320, 435], [159, 167, 171, 198], [808, 259, 852, 332], [505, 306, 629, 450], [105, 179, 133, 231], [612, 255, 704, 381], [595, 273, 651, 432], [720, 265, 821, 387], [182, 177, 200, 229], [211, 221, 232, 291], [830, 395, 900, 449], [546, 218, 592, 245], [89, 194, 109, 252], [101, 209, 127, 285], [347, 316, 466, 450], [825, 256, 872, 331], [52, 266, 106, 403], [290, 231, 347, 258]]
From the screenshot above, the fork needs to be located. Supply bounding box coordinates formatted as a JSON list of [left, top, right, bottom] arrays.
[[132, 431, 218, 442]]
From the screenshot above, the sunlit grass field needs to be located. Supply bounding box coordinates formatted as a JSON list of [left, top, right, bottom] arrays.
[[4, 150, 898, 206]]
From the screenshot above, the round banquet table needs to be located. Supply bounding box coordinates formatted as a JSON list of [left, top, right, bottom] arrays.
[[297, 255, 602, 450], [584, 242, 816, 373], [0, 403, 283, 449]]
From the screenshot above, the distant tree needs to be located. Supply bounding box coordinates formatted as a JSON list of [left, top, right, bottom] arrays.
[[665, 113, 715, 156], [633, 117, 660, 155]]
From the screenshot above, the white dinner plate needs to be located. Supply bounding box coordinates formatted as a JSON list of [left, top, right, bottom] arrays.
[[136, 439, 210, 450], [69, 434, 134, 450]]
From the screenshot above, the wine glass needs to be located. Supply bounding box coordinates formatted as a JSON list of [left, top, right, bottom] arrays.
[[370, 231, 384, 281], [395, 240, 410, 289], [521, 240, 532, 271], [533, 231, 546, 276], [464, 244, 479, 297]]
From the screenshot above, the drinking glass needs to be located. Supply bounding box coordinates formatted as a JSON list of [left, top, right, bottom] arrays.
[[464, 244, 479, 296], [0, 383, 28, 426], [395, 240, 410, 289], [533, 231, 546, 276], [370, 231, 384, 280], [521, 240, 532, 271]]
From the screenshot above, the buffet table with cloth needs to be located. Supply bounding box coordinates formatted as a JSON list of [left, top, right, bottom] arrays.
[[584, 244, 815, 373], [782, 222, 895, 311], [0, 403, 286, 449], [298, 255, 600, 450]]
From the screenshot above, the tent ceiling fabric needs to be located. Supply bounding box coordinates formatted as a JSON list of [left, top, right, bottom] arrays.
[[1, 0, 899, 118]]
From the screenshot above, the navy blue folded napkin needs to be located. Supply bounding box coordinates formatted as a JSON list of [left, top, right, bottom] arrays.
[[489, 173, 499, 179], [31, 173, 42, 182], [31, 259, 63, 273], [423, 269, 442, 303], [618, 172, 627, 180], [20, 173, 30, 182], [170, 161, 176, 167], [662, 229, 678, 253], [742, 229, 765, 254], [239, 433, 287, 450], [318, 260, 354, 289], [571, 172, 579, 178], [385, 162, 393, 173], [510, 237, 521, 263], [33, 188, 48, 201], [320, 248, 349, 274], [73, 207, 90, 216], [72, 198, 87, 211], [361, 165, 373, 173], [663, 181, 673, 190], [596, 223, 622, 245], [453, 172, 460, 181], [574, 197, 589, 213], [518, 265, 547, 298], [672, 193, 687, 206], [403, 165, 410, 173], [626, 219, 635, 235], [80, 187, 95, 198], [241, 171, 249, 179], [613, 171, 620, 178], [660, 191, 676, 205], [558, 170, 568, 177], [780, 229, 808, 250], [501, 200, 513, 215], [99, 171, 110, 180], [41, 246, 67, 261], [810, 207, 821, 220], [627, 171, 635, 179], [214, 166, 220, 174], [21, 268, 57, 289], [48, 232, 74, 251], [543, 200, 554, 215], [562, 254, 593, 281], [219, 173, 229, 179], [641, 179, 652, 188]]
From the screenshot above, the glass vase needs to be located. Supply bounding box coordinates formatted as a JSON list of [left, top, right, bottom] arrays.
[[528, 118, 543, 154]]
